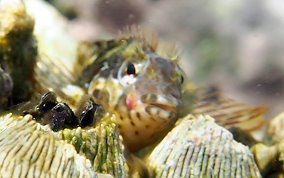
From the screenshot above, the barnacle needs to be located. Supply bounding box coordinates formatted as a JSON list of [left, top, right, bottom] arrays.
[[146, 114, 262, 178], [52, 113, 129, 177], [251, 113, 284, 177], [267, 112, 284, 144], [18, 91, 129, 177], [0, 0, 276, 177], [0, 112, 127, 178], [0, 0, 37, 103], [0, 114, 97, 177]]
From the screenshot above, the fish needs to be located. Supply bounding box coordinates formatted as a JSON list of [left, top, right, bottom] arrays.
[[76, 26, 184, 151], [35, 26, 184, 152], [35, 25, 266, 152]]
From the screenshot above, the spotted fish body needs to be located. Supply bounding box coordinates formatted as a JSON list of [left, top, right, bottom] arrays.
[[35, 28, 267, 152], [75, 30, 184, 151]]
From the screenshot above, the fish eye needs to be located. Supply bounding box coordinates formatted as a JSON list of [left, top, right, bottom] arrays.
[[126, 63, 136, 75]]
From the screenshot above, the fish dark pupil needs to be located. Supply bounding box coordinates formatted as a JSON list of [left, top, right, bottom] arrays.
[[126, 63, 136, 75]]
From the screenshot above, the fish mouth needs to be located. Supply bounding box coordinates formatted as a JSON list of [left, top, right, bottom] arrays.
[[148, 103, 177, 113], [141, 94, 180, 113]]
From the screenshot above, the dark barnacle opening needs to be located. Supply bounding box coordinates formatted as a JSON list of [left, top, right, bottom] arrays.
[[74, 96, 104, 127], [27, 92, 58, 119], [77, 99, 100, 127], [49, 103, 77, 131], [23, 91, 100, 131]]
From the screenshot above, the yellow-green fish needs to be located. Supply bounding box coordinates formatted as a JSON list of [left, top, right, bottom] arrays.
[[77, 28, 184, 151], [35, 26, 266, 152], [36, 26, 184, 151]]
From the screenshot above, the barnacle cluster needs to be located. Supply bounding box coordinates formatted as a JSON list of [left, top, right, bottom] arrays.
[[2, 0, 284, 178], [0, 114, 97, 177]]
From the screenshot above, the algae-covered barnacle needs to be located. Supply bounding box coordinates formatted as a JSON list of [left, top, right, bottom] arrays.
[[0, 113, 99, 177]]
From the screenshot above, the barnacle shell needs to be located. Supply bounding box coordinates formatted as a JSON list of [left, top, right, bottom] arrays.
[[146, 114, 261, 178], [0, 112, 127, 178], [0, 0, 37, 103], [0, 113, 97, 178], [267, 112, 284, 144], [52, 113, 129, 177], [251, 141, 284, 177], [252, 113, 284, 176]]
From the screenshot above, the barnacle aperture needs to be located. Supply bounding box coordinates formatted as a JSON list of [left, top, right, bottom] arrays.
[[24, 92, 100, 132]]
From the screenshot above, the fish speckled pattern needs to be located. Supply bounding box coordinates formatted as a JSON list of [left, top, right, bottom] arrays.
[[78, 30, 183, 151], [35, 27, 184, 152]]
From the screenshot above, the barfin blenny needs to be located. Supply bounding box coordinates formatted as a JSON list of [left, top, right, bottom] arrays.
[[35, 25, 184, 151]]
